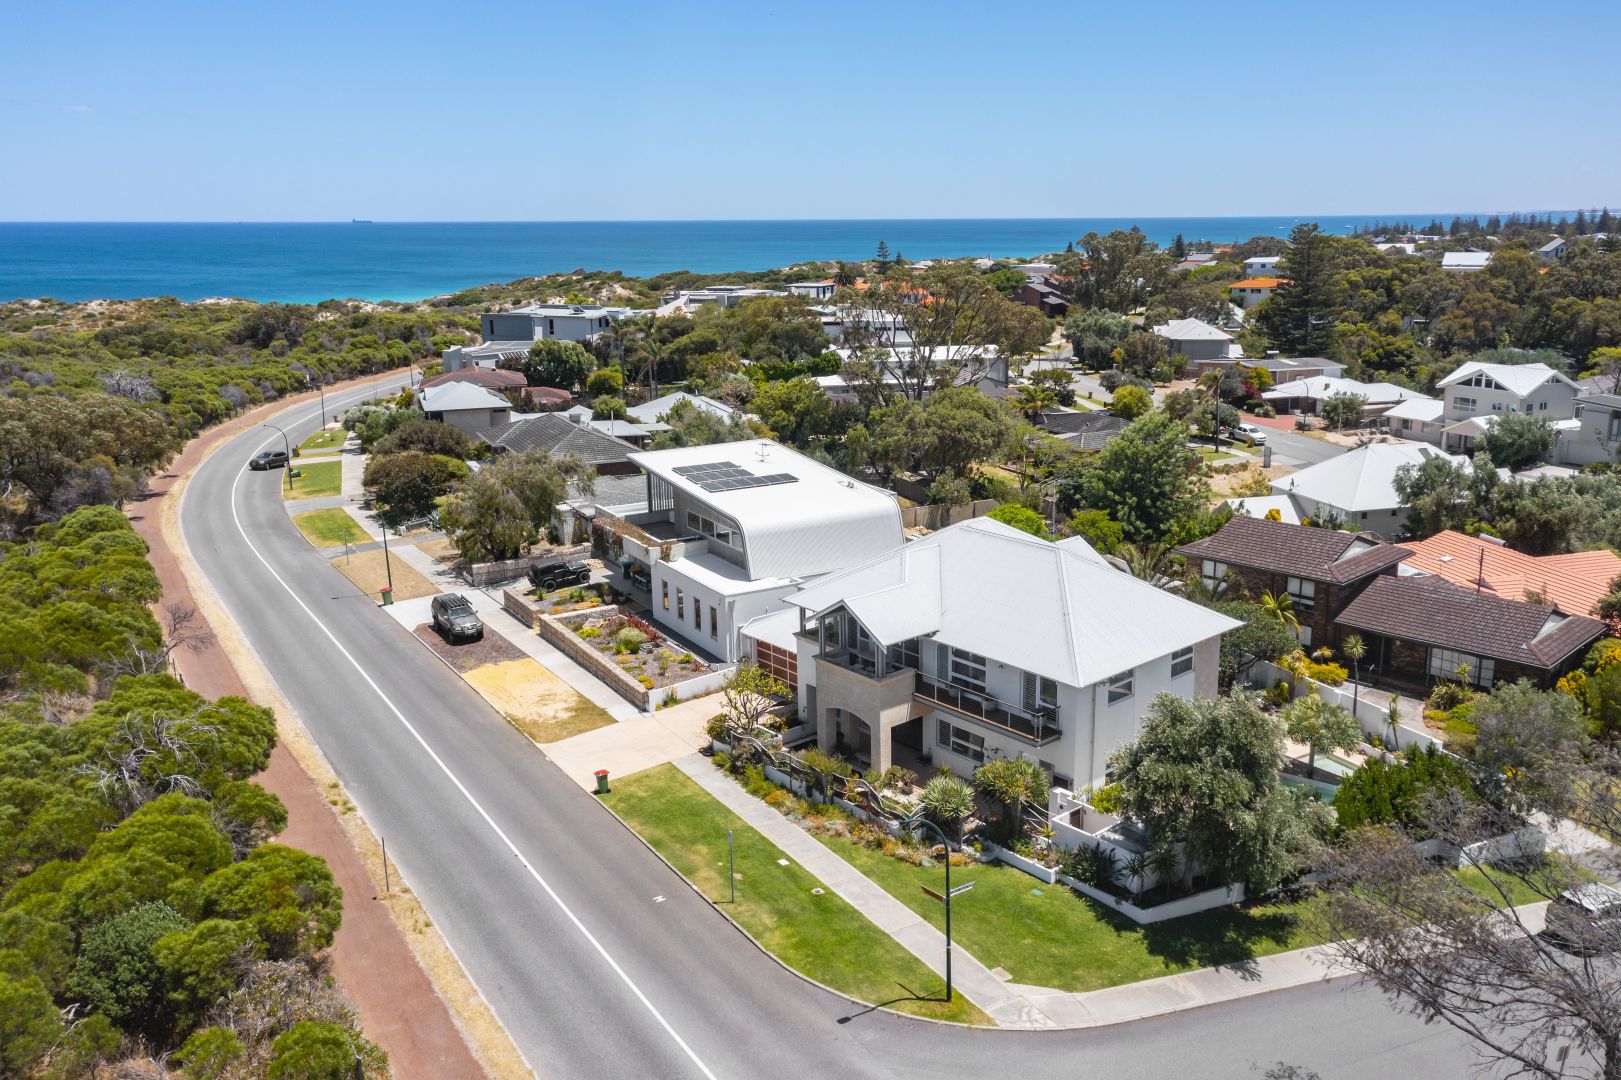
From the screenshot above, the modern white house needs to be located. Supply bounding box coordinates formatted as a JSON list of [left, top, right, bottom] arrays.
[[658, 286, 788, 315], [1228, 277, 1286, 310], [1441, 251, 1493, 273], [1243, 255, 1283, 276], [821, 345, 1009, 400], [1382, 395, 1447, 443], [1437, 359, 1579, 423], [609, 440, 904, 662], [479, 303, 625, 343], [1561, 393, 1621, 467], [762, 518, 1237, 789], [1269, 441, 1463, 538], [416, 382, 512, 435], [1152, 317, 1236, 364], [786, 280, 837, 301]]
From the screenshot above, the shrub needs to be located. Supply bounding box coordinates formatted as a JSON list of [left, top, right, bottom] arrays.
[[636, 675, 655, 689], [1063, 844, 1119, 889], [875, 766, 918, 792], [711, 750, 732, 772], [1426, 679, 1477, 713], [1304, 661, 1348, 686], [1331, 744, 1477, 833], [614, 628, 648, 654], [576, 625, 602, 639], [1252, 402, 1277, 418], [1263, 682, 1293, 708], [918, 775, 975, 828], [1088, 781, 1123, 815], [739, 764, 777, 800]]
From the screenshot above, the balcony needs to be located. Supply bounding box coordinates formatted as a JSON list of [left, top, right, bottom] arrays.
[[913, 671, 1060, 746]]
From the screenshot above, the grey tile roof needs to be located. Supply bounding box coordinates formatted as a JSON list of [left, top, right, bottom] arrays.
[[475, 413, 638, 467], [1177, 514, 1410, 584]]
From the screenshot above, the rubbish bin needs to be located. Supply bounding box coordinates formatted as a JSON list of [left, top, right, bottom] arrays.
[[380, 586, 393, 607], [594, 769, 610, 795], [288, 468, 302, 479]]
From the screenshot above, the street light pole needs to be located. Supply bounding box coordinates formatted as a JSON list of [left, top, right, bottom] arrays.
[[908, 816, 972, 1003], [261, 422, 294, 490], [381, 523, 395, 596]]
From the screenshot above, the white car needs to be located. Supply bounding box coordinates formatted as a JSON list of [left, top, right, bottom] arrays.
[[1225, 423, 1268, 447], [1546, 882, 1621, 949]]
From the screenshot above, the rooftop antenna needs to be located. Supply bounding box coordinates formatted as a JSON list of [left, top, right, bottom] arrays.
[[1476, 549, 1485, 594], [756, 441, 771, 461]]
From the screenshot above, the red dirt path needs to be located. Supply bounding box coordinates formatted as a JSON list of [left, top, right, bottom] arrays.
[[125, 374, 487, 1079]]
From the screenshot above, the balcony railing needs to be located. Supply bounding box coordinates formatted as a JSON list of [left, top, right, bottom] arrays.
[[913, 671, 1060, 745]]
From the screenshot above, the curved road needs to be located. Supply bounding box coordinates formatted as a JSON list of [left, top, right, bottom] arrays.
[[182, 383, 1482, 1079]]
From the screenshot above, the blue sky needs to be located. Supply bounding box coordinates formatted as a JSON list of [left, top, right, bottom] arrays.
[[2, 0, 1615, 221]]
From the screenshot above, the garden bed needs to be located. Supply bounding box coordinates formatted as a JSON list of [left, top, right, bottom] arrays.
[[537, 604, 727, 710]]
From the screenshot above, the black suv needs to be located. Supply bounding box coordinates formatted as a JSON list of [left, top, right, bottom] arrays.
[[249, 449, 290, 470], [528, 556, 591, 592], [431, 593, 484, 641]]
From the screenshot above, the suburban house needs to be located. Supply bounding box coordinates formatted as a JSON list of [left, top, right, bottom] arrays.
[[1382, 396, 1447, 443], [1243, 255, 1283, 276], [518, 385, 574, 410], [1267, 441, 1460, 538], [1034, 408, 1128, 449], [440, 339, 533, 373], [1538, 237, 1568, 260], [474, 411, 640, 475], [419, 367, 527, 393], [603, 440, 905, 662], [822, 345, 1009, 400], [1178, 514, 1410, 649], [1013, 263, 1057, 278], [1261, 375, 1429, 419], [1437, 359, 1578, 422], [1189, 355, 1345, 382], [1441, 251, 1493, 273], [768, 517, 1238, 789], [625, 391, 737, 430], [1397, 529, 1621, 619], [1562, 393, 1621, 467], [1336, 575, 1606, 689], [416, 383, 512, 435], [786, 280, 836, 301], [659, 286, 787, 315], [1229, 277, 1287, 310], [1153, 318, 1235, 364], [1013, 277, 1070, 318], [479, 303, 624, 343]]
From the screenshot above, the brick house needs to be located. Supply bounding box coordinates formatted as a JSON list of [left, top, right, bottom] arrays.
[[1335, 575, 1606, 689], [1176, 515, 1410, 649]]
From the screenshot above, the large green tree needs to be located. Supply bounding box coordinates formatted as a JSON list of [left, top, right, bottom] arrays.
[[1063, 410, 1205, 542], [1481, 412, 1555, 472], [438, 449, 595, 562], [1063, 308, 1132, 369], [1054, 229, 1172, 312], [362, 450, 464, 524], [517, 339, 596, 391], [1254, 223, 1344, 355]]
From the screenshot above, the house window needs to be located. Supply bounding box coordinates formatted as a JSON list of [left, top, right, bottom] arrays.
[[1286, 576, 1317, 611], [1538, 401, 1548, 411], [1295, 624, 1313, 647], [694, 598, 702, 630], [1429, 647, 1495, 688], [1171, 646, 1194, 678], [886, 638, 919, 672], [1491, 402, 1503, 411], [687, 511, 701, 532], [1022, 672, 1058, 718], [676, 589, 685, 619], [1609, 414, 1621, 442], [709, 606, 718, 639], [1523, 404, 1534, 414], [1200, 559, 1228, 591], [661, 581, 669, 611], [821, 614, 841, 652], [948, 648, 987, 691], [1401, 418, 1413, 430], [936, 719, 985, 763], [1107, 669, 1134, 705], [1453, 395, 1476, 413]]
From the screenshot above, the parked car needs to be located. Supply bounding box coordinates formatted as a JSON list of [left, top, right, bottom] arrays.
[[1546, 882, 1621, 948], [1223, 423, 1269, 446], [431, 593, 484, 642], [249, 449, 289, 470], [528, 556, 591, 593]]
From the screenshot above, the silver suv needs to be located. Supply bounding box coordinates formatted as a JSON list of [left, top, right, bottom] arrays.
[[431, 593, 484, 642]]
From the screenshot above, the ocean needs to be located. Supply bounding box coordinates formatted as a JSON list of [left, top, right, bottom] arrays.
[[0, 216, 1446, 305]]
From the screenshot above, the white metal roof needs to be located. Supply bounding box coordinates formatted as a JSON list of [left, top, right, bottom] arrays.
[[1263, 376, 1424, 405], [417, 383, 511, 412], [738, 607, 803, 652], [1224, 495, 1303, 525], [665, 552, 791, 598], [1436, 360, 1578, 397], [628, 440, 904, 581], [1382, 396, 1445, 423], [1271, 442, 1460, 513], [625, 391, 735, 425], [1153, 317, 1233, 341], [786, 517, 1238, 689], [1441, 251, 1493, 270]]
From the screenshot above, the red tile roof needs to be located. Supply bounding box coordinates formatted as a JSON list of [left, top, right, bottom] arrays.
[[1230, 277, 1289, 289], [421, 368, 527, 390], [1398, 530, 1621, 617]]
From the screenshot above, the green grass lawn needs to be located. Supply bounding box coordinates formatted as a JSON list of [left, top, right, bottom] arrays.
[[602, 765, 988, 1024], [291, 508, 369, 547], [282, 459, 342, 499], [821, 838, 1317, 993], [299, 427, 347, 452]]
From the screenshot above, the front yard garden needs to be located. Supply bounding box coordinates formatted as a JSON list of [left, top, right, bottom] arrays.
[[282, 459, 342, 499], [568, 611, 711, 692], [299, 427, 348, 452], [602, 764, 987, 1024]]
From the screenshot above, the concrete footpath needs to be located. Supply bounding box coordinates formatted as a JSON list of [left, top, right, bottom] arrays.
[[673, 753, 1402, 1032]]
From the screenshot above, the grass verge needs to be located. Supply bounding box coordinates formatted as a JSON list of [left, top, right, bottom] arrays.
[[334, 548, 437, 601], [464, 658, 616, 744], [602, 765, 989, 1024], [300, 427, 347, 452], [282, 459, 342, 499], [292, 507, 370, 547]]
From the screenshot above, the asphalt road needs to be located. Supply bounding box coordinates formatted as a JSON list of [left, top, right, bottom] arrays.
[[182, 382, 1485, 1080]]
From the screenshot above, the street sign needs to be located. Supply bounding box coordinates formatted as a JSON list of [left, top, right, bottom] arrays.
[[920, 881, 976, 903]]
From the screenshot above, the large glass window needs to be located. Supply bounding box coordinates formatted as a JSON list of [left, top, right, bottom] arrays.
[[1107, 669, 1134, 705], [1429, 647, 1495, 688], [661, 580, 669, 611], [1286, 576, 1317, 611], [1022, 672, 1058, 718], [936, 719, 985, 763], [886, 638, 919, 672], [676, 588, 685, 620], [949, 648, 987, 692], [1201, 559, 1228, 592]]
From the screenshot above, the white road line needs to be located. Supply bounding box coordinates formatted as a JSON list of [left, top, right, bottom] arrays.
[[221, 389, 719, 1080]]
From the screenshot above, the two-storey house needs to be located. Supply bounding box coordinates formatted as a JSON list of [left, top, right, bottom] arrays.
[[1437, 360, 1581, 454], [775, 518, 1238, 790], [1558, 393, 1621, 467], [1177, 515, 1410, 648], [607, 441, 904, 662]]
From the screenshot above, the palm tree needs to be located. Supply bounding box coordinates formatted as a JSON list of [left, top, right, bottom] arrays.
[[1384, 693, 1403, 753], [1342, 633, 1368, 720], [1259, 590, 1300, 635], [1120, 850, 1153, 903], [1148, 846, 1182, 897], [1014, 383, 1058, 420], [1104, 542, 1186, 592], [971, 758, 1049, 843]]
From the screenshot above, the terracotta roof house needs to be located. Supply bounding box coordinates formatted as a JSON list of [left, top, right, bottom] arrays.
[[419, 368, 527, 391], [1336, 575, 1605, 689], [519, 385, 573, 409], [474, 412, 640, 475], [1177, 515, 1410, 648], [1397, 530, 1621, 618]]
